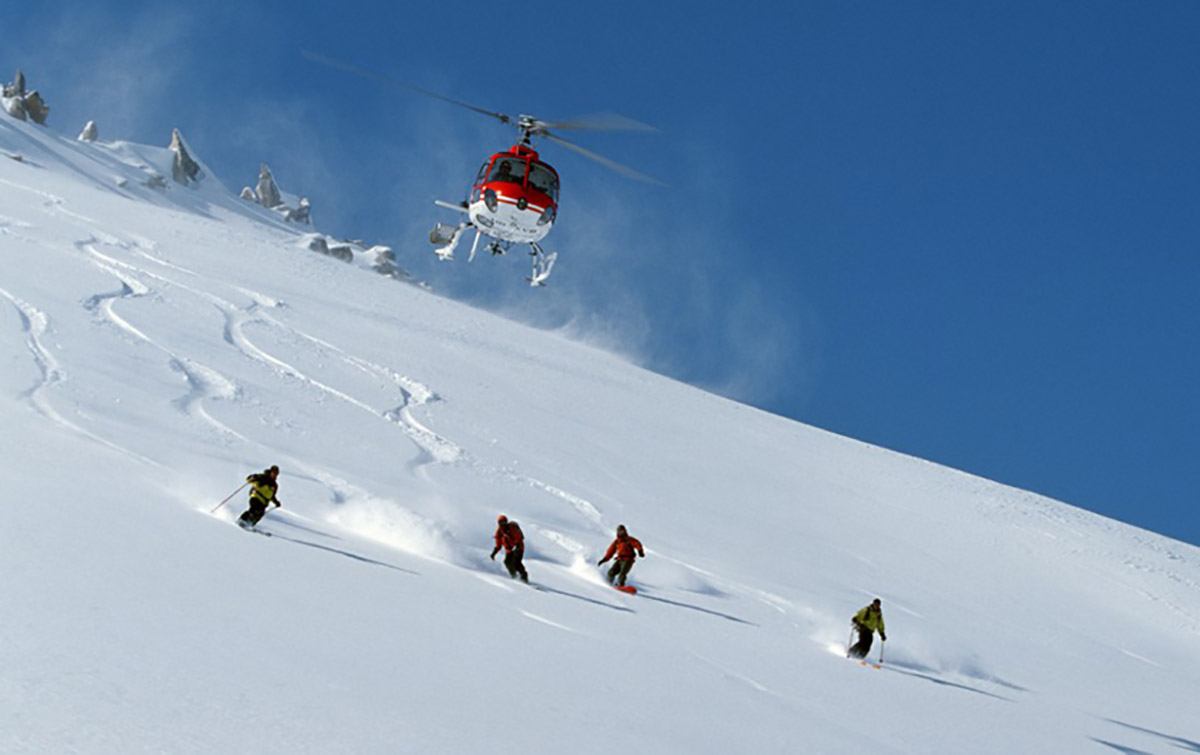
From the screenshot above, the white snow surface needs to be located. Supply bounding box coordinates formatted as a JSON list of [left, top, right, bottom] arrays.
[[1, 116, 1197, 754]]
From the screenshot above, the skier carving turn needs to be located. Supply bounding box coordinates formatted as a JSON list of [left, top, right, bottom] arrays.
[[238, 465, 281, 530]]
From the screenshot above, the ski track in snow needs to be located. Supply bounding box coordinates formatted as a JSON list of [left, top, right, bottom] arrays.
[[0, 284, 162, 469], [257, 320, 463, 473], [76, 240, 247, 443], [62, 233, 480, 542], [0, 212, 37, 244], [0, 286, 74, 428]]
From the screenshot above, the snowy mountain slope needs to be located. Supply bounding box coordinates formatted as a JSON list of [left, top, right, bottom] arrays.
[[1, 115, 1197, 753]]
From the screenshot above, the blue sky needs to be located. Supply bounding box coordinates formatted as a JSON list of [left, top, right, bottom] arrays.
[[7, 1, 1199, 546]]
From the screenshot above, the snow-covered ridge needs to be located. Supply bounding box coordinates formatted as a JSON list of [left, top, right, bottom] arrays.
[[1, 113, 1197, 753]]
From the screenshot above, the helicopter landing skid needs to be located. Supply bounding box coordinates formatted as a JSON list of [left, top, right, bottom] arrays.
[[527, 242, 557, 287]]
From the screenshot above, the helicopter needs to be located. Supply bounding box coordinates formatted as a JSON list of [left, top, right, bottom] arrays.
[[302, 50, 660, 286]]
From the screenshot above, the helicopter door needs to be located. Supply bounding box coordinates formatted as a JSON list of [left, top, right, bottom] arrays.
[[469, 160, 491, 202]]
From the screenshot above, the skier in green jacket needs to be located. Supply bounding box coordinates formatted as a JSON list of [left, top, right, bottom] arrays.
[[238, 465, 281, 529], [848, 598, 887, 659]]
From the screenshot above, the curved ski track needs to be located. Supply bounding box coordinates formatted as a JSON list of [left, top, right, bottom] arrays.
[[0, 283, 162, 469]]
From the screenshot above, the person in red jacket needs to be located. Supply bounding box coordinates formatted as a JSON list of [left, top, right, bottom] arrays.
[[597, 524, 644, 587], [490, 514, 528, 582]]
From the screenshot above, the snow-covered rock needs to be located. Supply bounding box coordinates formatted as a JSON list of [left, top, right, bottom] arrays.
[[168, 127, 202, 185], [254, 163, 282, 208], [242, 163, 312, 225], [2, 69, 50, 124]]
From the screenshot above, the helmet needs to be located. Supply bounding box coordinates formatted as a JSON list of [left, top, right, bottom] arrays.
[[616, 524, 627, 536], [268, 465, 279, 475], [497, 514, 508, 524]]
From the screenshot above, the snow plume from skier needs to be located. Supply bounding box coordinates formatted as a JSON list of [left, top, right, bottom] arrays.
[[329, 494, 477, 567]]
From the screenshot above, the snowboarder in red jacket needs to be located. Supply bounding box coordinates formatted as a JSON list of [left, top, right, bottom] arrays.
[[491, 514, 528, 582], [597, 524, 644, 587]]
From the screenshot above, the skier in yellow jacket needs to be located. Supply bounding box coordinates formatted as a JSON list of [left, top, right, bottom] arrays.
[[848, 598, 887, 659], [238, 465, 281, 529]]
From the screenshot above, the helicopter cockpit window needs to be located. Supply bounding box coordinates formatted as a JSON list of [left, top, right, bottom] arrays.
[[489, 159, 527, 184], [528, 163, 559, 201]]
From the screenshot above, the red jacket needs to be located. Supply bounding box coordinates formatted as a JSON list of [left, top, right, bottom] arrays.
[[602, 534, 644, 562], [494, 521, 524, 552]]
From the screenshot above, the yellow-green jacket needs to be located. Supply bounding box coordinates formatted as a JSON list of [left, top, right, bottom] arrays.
[[246, 473, 279, 505], [854, 605, 886, 637]]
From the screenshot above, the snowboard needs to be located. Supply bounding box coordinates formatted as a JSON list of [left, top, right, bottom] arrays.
[[614, 585, 638, 595]]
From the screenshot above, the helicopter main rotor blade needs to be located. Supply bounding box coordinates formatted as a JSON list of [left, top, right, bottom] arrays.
[[536, 113, 659, 133], [301, 49, 512, 125], [544, 132, 665, 185]]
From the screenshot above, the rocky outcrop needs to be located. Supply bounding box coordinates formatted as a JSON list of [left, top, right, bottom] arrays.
[[241, 163, 312, 225], [285, 197, 311, 224], [168, 129, 203, 185], [295, 235, 413, 282], [369, 246, 408, 279], [254, 164, 282, 208], [305, 234, 353, 262], [3, 69, 50, 124]]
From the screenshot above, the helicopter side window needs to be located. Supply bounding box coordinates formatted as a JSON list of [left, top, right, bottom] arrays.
[[489, 159, 527, 184], [528, 163, 559, 202]]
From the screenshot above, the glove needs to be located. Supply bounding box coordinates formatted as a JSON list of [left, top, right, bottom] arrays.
[[597, 559, 607, 566], [638, 551, 645, 558], [490, 548, 499, 560], [881, 634, 887, 642], [274, 499, 282, 508]]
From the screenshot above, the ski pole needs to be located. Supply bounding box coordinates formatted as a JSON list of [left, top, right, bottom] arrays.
[[878, 638, 885, 667], [210, 482, 248, 514], [846, 625, 854, 657]]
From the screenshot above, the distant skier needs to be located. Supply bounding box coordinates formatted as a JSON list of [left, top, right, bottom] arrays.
[[238, 465, 281, 529], [597, 524, 644, 587], [848, 598, 887, 659], [491, 514, 528, 583]]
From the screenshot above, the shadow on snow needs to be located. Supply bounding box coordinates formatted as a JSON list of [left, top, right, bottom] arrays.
[[638, 593, 758, 626], [1101, 719, 1200, 753], [880, 664, 1015, 702]]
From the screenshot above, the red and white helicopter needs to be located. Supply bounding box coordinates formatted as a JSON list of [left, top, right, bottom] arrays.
[[303, 51, 659, 286]]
